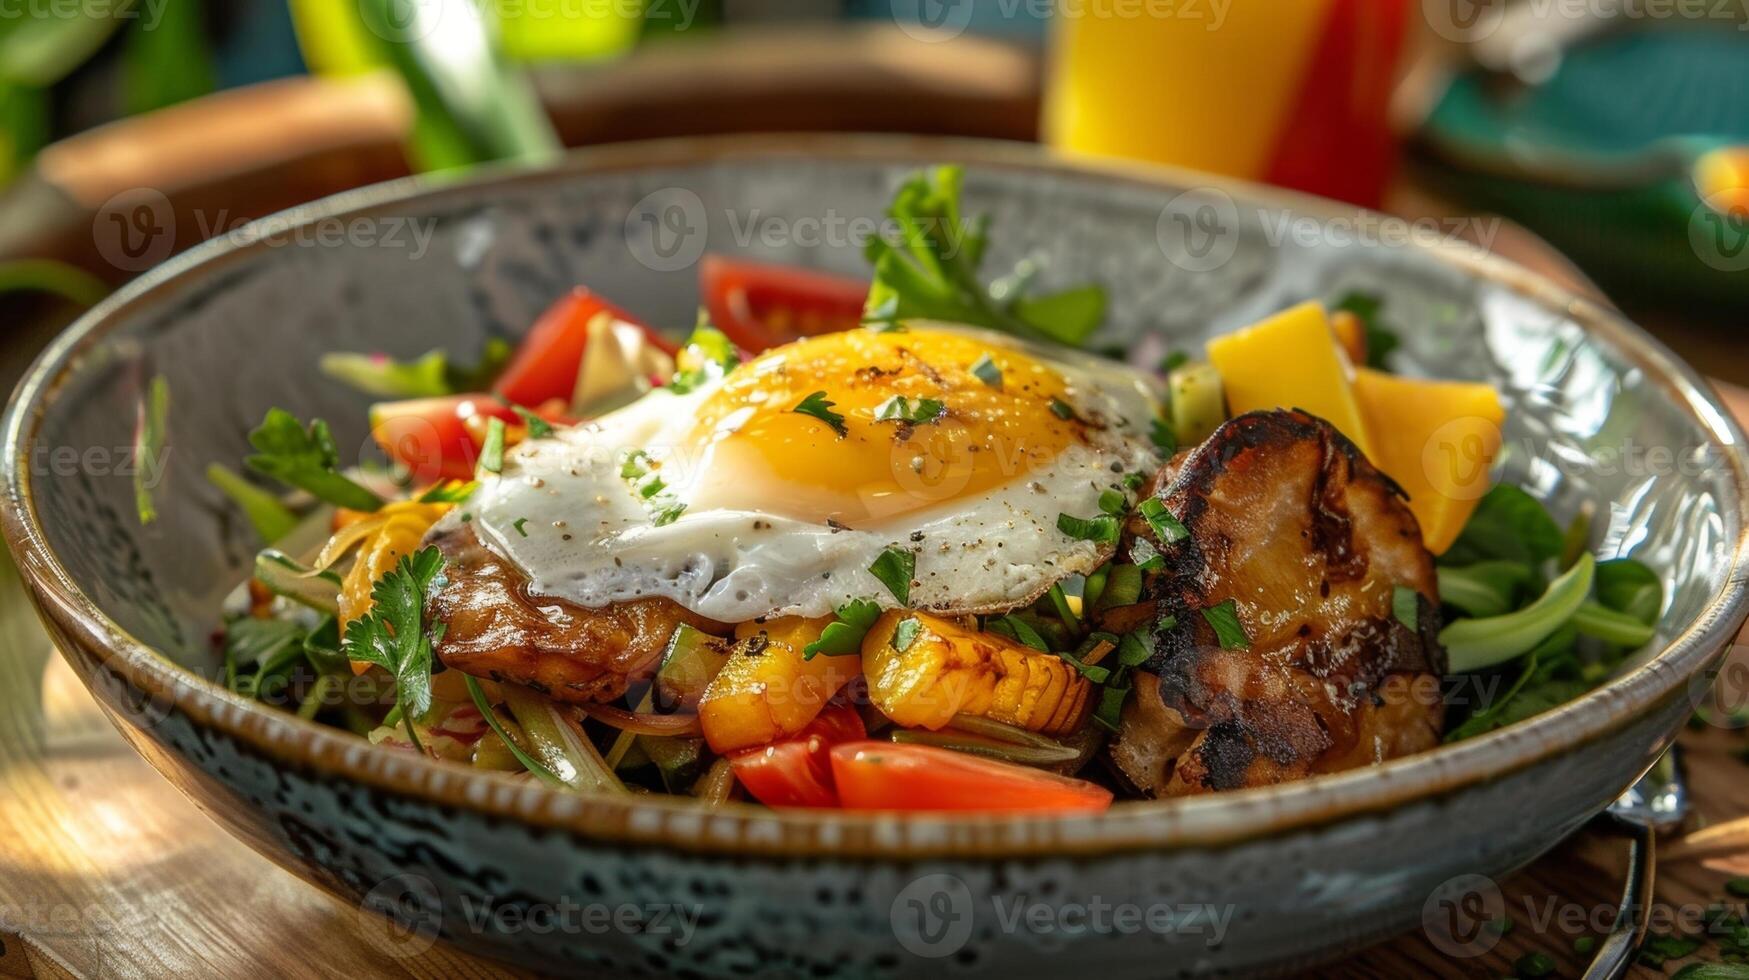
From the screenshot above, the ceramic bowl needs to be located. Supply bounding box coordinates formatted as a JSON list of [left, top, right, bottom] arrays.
[[5, 135, 1747, 978]]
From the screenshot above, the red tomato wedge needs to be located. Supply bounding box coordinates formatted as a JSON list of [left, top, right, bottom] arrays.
[[495, 287, 676, 407], [727, 704, 866, 809], [368, 394, 521, 483], [828, 742, 1114, 813], [700, 255, 869, 353]]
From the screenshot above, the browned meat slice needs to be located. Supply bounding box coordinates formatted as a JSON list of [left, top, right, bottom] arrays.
[[426, 523, 727, 703], [1099, 409, 1445, 797]]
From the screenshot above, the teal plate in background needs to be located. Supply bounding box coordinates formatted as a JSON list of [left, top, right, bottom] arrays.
[[1417, 27, 1748, 312]]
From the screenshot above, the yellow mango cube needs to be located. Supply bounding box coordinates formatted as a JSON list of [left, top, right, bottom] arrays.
[[1205, 301, 1374, 458], [1353, 368, 1506, 554]]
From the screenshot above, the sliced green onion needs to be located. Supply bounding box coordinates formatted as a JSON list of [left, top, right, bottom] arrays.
[[463, 676, 566, 789], [1442, 554, 1595, 673]]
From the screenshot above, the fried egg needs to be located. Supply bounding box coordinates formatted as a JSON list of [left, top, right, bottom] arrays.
[[449, 323, 1164, 622]]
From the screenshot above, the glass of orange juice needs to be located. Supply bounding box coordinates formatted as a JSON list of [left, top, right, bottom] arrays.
[[1043, 0, 1413, 207]]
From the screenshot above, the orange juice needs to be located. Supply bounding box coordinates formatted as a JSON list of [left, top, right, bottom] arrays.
[[1044, 0, 1410, 206]]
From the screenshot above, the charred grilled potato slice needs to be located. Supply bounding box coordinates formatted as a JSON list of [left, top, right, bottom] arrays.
[[1101, 409, 1446, 796]]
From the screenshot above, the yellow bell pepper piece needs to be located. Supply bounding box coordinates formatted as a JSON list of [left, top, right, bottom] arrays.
[[697, 617, 857, 754], [1353, 368, 1506, 554], [1205, 301, 1374, 458]]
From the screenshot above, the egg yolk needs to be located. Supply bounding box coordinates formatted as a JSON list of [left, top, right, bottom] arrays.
[[680, 328, 1085, 527]]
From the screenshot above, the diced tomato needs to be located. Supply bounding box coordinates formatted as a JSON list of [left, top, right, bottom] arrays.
[[727, 704, 866, 809], [700, 256, 870, 353], [828, 742, 1114, 813], [495, 287, 676, 407], [368, 394, 521, 483]]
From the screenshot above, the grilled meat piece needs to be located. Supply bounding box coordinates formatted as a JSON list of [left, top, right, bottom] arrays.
[[1101, 409, 1445, 796], [425, 523, 726, 703]]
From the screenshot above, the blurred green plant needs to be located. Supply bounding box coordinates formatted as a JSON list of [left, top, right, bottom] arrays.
[[0, 0, 217, 184]]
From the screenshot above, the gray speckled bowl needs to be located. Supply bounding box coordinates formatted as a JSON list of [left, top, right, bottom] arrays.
[[5, 135, 1747, 978]]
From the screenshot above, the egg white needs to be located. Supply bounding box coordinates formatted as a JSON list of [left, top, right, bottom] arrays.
[[445, 325, 1165, 622]]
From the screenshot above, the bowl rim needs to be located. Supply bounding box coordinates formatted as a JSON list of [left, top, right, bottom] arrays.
[[5, 132, 1747, 860]]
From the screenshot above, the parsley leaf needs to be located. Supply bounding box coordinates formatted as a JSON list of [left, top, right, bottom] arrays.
[[970, 353, 1002, 388], [1392, 585, 1420, 630], [987, 614, 1050, 652], [869, 547, 916, 605], [1202, 599, 1250, 650], [803, 599, 882, 659], [512, 517, 530, 537], [1057, 512, 1119, 545], [1049, 397, 1077, 421], [342, 546, 448, 751], [512, 406, 553, 439], [1138, 497, 1188, 543], [245, 408, 384, 511], [874, 395, 946, 425], [862, 165, 1107, 347], [669, 319, 741, 394], [792, 391, 847, 437]]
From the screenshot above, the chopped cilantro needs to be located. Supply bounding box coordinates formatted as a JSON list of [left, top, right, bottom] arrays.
[[869, 547, 916, 605], [342, 546, 447, 751], [512, 406, 553, 439], [1393, 585, 1420, 630], [512, 517, 530, 537], [669, 319, 741, 394], [793, 391, 847, 437], [874, 395, 946, 425], [970, 354, 1002, 388], [1093, 682, 1131, 733], [803, 599, 882, 659], [988, 615, 1050, 652], [1049, 397, 1077, 421], [245, 408, 384, 511], [1202, 599, 1250, 649], [1117, 630, 1154, 667]]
